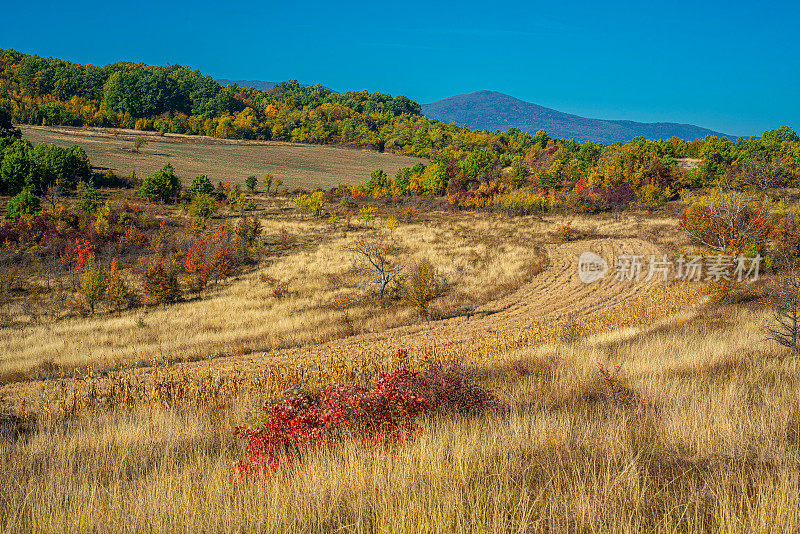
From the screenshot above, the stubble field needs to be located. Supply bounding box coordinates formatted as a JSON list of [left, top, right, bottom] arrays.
[[20, 126, 425, 190]]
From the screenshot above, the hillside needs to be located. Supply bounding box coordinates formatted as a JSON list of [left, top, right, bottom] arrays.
[[19, 125, 425, 190], [422, 90, 736, 143]]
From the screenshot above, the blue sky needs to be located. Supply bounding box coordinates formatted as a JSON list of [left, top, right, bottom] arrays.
[[2, 0, 798, 137]]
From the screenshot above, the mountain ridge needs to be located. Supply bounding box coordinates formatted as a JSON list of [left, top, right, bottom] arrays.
[[421, 90, 736, 143]]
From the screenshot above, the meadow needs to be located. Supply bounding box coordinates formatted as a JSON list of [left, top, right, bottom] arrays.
[[2, 125, 799, 532], [3, 186, 797, 532], [20, 126, 426, 190]]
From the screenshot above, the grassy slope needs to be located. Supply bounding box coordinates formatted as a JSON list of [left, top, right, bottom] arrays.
[[2, 303, 797, 532], [20, 126, 426, 190], [1, 200, 797, 531]]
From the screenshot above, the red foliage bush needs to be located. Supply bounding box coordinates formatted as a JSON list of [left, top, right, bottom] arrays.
[[236, 366, 427, 478], [415, 358, 500, 415], [235, 352, 500, 478], [141, 258, 182, 304]]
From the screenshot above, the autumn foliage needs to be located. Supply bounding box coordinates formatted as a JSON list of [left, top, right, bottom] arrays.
[[235, 353, 499, 478]]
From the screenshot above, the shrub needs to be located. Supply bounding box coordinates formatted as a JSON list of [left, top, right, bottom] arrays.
[[5, 188, 40, 219], [76, 181, 100, 212], [357, 204, 376, 225], [405, 260, 445, 317], [565, 180, 608, 213], [491, 191, 547, 216], [105, 259, 130, 315], [236, 366, 429, 477], [235, 354, 499, 478], [679, 184, 771, 255], [415, 358, 500, 415], [327, 213, 339, 230], [187, 175, 214, 198], [245, 175, 257, 193], [183, 238, 212, 295], [142, 258, 181, 304], [554, 223, 580, 243], [78, 257, 107, 314], [262, 173, 274, 195], [636, 183, 665, 210], [295, 191, 325, 218], [190, 193, 218, 219], [139, 163, 181, 203]]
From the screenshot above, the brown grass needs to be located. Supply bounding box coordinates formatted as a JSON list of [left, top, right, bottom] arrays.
[[2, 303, 798, 532], [3, 203, 793, 532], [20, 126, 426, 190]]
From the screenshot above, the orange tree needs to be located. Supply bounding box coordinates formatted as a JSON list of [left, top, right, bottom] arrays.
[[679, 181, 771, 256]]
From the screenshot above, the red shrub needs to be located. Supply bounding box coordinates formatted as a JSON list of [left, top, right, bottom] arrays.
[[235, 353, 500, 479], [141, 258, 182, 304], [236, 366, 428, 478], [183, 238, 212, 294], [416, 359, 500, 415]]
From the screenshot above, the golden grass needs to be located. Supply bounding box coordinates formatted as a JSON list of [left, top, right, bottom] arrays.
[[2, 303, 798, 532], [4, 208, 792, 532], [0, 211, 549, 382]]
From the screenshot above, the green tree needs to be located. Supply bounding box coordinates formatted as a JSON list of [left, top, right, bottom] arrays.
[[139, 163, 181, 202], [0, 139, 32, 195], [510, 160, 530, 188], [0, 106, 21, 139], [245, 175, 257, 193], [459, 149, 494, 181], [366, 169, 388, 192], [188, 174, 214, 197], [77, 181, 100, 212], [6, 187, 40, 218]]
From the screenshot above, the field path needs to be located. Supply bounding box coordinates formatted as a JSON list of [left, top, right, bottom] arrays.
[[1, 237, 664, 407], [197, 237, 663, 373]]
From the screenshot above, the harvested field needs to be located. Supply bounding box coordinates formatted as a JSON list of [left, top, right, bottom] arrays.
[[20, 126, 426, 190]]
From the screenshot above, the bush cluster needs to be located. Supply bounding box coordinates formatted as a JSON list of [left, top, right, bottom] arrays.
[[236, 353, 499, 478]]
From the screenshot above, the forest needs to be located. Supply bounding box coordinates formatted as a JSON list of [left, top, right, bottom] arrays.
[[3, 48, 800, 221]]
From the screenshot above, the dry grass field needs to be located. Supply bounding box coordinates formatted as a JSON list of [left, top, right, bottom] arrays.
[[2, 194, 798, 532], [20, 126, 426, 190]]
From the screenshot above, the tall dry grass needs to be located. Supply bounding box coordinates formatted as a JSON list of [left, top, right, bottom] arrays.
[[0, 212, 549, 382], [2, 301, 798, 532]]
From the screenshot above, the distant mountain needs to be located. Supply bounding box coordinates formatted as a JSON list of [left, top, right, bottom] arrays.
[[216, 79, 278, 91], [421, 91, 736, 144]]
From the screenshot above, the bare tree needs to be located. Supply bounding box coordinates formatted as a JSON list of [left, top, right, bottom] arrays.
[[682, 178, 769, 254], [43, 184, 62, 210], [348, 232, 404, 299], [765, 253, 800, 351]]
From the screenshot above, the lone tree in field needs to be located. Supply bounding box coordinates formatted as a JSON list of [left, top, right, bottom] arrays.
[[766, 254, 800, 351], [132, 138, 147, 153], [405, 259, 446, 318], [348, 232, 404, 300], [679, 178, 771, 255]]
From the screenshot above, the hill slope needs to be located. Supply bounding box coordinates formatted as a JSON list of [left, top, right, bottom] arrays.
[[422, 90, 735, 143]]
